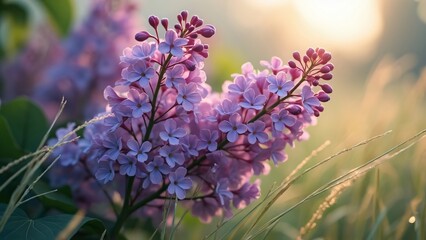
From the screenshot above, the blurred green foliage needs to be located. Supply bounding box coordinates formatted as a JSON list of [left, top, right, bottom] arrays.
[[0, 0, 74, 59]]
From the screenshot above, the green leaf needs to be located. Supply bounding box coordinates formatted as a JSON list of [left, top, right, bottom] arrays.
[[0, 116, 23, 159], [32, 181, 78, 214], [36, 0, 74, 36], [0, 2, 30, 58], [0, 97, 48, 152], [0, 204, 105, 239]]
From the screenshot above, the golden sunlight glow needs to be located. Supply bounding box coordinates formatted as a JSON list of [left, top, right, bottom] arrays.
[[408, 216, 416, 224], [293, 0, 383, 54], [242, 0, 383, 58]]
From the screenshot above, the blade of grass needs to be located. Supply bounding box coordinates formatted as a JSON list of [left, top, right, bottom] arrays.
[[247, 129, 426, 239], [366, 208, 387, 240]]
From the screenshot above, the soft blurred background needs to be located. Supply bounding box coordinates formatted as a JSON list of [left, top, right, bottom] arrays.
[[1, 0, 425, 239]]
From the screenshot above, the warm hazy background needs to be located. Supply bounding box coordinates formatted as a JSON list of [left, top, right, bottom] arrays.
[[1, 0, 426, 239]]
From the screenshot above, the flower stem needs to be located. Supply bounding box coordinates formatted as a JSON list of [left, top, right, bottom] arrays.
[[109, 54, 173, 238]]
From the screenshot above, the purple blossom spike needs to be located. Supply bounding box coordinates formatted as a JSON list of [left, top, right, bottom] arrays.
[[271, 109, 296, 131], [158, 30, 189, 57], [167, 167, 192, 199], [239, 89, 267, 110], [146, 156, 171, 184], [177, 83, 202, 111], [118, 154, 137, 176], [218, 113, 247, 142], [266, 72, 294, 97], [197, 129, 219, 151], [122, 89, 152, 118], [159, 119, 187, 145], [95, 160, 115, 184], [127, 139, 152, 163], [301, 85, 321, 114], [159, 145, 185, 167], [247, 121, 269, 144]]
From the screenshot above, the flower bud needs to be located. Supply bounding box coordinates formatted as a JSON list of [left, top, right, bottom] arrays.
[[306, 48, 314, 58], [320, 84, 333, 93], [317, 48, 325, 57], [303, 56, 309, 63], [317, 92, 330, 102], [320, 65, 330, 73], [174, 24, 182, 31], [192, 44, 204, 52], [135, 31, 150, 42], [161, 18, 168, 30], [311, 52, 318, 60], [196, 19, 203, 27], [321, 53, 332, 64], [287, 105, 302, 115], [321, 73, 333, 80], [181, 10, 188, 21], [184, 60, 196, 71], [190, 15, 199, 25], [293, 52, 301, 61], [198, 25, 215, 38], [288, 60, 297, 68], [149, 16, 160, 29], [187, 26, 195, 33], [189, 33, 198, 38]]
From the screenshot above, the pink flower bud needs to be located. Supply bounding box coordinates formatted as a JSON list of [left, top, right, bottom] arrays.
[[196, 19, 203, 27], [321, 53, 332, 64], [189, 33, 198, 38], [326, 63, 334, 71], [177, 15, 183, 22], [287, 105, 302, 115], [149, 16, 160, 29], [321, 73, 333, 80], [311, 52, 318, 60], [306, 48, 314, 58], [190, 15, 199, 25], [184, 60, 196, 71], [317, 92, 330, 102], [198, 25, 215, 38], [303, 56, 309, 63], [317, 48, 325, 57], [175, 24, 182, 31], [135, 31, 150, 42], [187, 26, 195, 33], [320, 84, 333, 93], [320, 66, 330, 73], [293, 52, 301, 61], [288, 60, 297, 68], [161, 18, 168, 30], [181, 10, 188, 21], [192, 44, 204, 52]]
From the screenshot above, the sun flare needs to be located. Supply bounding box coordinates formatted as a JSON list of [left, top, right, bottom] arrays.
[[293, 0, 383, 49]]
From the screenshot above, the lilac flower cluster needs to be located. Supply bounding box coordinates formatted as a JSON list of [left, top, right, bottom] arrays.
[[32, 0, 134, 121], [49, 11, 334, 224]]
